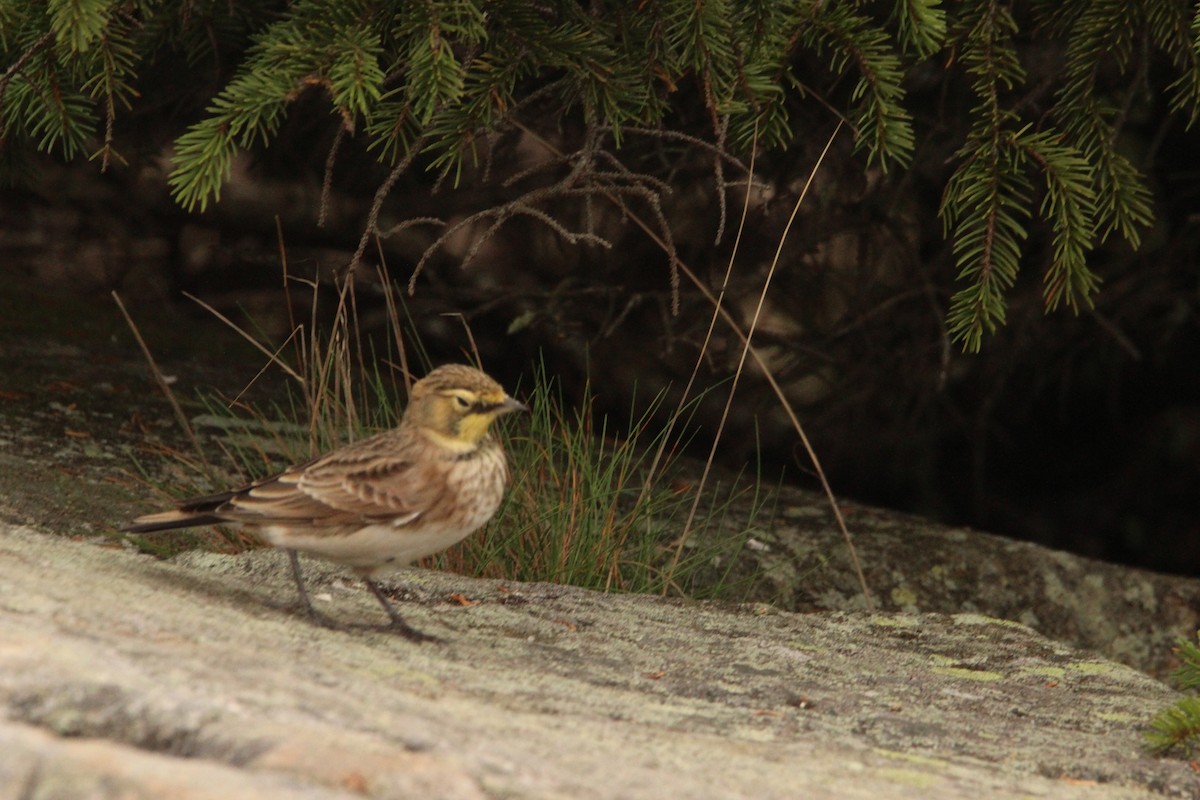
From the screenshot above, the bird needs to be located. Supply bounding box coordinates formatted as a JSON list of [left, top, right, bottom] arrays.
[[123, 363, 527, 641]]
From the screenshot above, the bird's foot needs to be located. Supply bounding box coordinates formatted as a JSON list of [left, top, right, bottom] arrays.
[[296, 601, 352, 631], [363, 578, 442, 643], [381, 617, 442, 643]]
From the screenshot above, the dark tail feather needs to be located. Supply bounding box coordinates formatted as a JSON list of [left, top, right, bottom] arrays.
[[122, 488, 243, 534], [121, 513, 227, 534]]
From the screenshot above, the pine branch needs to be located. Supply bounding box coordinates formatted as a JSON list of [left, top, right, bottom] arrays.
[[79, 19, 139, 170], [25, 70, 96, 159], [893, 0, 948, 57], [1172, 634, 1200, 691], [167, 16, 330, 210], [1146, 697, 1200, 758], [1015, 128, 1099, 312], [1146, 633, 1200, 758], [1146, 0, 1200, 125], [0, 29, 55, 129], [327, 22, 385, 125], [941, 135, 1031, 352], [47, 0, 113, 54], [1065, 97, 1154, 246], [1051, 0, 1153, 246], [939, 0, 1028, 352], [802, 1, 914, 170]]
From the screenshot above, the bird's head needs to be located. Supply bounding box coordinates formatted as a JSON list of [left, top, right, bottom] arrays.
[[404, 364, 527, 452]]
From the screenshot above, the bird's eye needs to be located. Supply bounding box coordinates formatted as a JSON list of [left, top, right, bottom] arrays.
[[452, 395, 472, 410]]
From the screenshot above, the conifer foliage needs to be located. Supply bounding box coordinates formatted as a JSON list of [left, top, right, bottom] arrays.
[[2, 0, 1199, 351], [1146, 632, 1200, 758]]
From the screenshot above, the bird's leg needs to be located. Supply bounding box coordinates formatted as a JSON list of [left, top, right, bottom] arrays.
[[362, 578, 440, 643], [286, 550, 346, 630]]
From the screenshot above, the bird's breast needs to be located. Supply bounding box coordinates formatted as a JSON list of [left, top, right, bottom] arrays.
[[444, 444, 509, 533]]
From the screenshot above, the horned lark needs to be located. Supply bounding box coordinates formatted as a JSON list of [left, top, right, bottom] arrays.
[[124, 364, 526, 641]]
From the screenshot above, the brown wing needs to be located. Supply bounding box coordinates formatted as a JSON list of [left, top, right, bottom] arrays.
[[220, 428, 450, 530]]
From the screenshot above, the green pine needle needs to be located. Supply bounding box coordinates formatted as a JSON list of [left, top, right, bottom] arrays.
[[1146, 632, 1200, 758]]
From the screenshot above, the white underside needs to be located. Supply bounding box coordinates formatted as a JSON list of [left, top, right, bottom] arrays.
[[259, 522, 475, 576]]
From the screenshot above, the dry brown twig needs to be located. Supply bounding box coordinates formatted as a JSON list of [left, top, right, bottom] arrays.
[[111, 291, 207, 468]]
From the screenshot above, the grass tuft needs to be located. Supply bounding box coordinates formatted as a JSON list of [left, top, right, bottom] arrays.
[[435, 359, 764, 598]]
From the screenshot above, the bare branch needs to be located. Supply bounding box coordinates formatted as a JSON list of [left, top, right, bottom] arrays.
[[319, 124, 347, 228], [350, 132, 430, 270]]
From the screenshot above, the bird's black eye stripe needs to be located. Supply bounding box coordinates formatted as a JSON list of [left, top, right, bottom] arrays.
[[450, 394, 494, 414], [447, 392, 508, 414]]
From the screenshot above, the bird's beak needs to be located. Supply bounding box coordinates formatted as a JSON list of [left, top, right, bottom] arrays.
[[499, 396, 529, 415]]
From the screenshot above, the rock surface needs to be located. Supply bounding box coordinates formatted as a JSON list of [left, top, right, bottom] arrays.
[[714, 494, 1200, 680], [1, 523, 1196, 799]]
